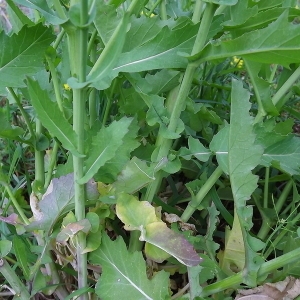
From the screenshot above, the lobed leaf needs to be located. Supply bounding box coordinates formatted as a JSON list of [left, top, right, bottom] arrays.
[[0, 24, 54, 91], [13, 0, 66, 24], [260, 135, 300, 175], [79, 117, 133, 184], [228, 80, 264, 285], [112, 157, 156, 194], [89, 233, 170, 300], [179, 136, 212, 162], [5, 0, 34, 33], [94, 118, 140, 183], [27, 78, 82, 157], [26, 173, 75, 233], [191, 11, 300, 68]]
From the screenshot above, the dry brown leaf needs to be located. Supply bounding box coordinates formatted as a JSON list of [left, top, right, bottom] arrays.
[[236, 277, 300, 300]]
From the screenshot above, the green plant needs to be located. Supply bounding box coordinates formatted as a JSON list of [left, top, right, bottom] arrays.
[[1, 0, 300, 299]]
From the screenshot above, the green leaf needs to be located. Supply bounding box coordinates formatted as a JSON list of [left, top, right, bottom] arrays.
[[228, 80, 262, 208], [210, 125, 230, 174], [112, 157, 156, 194], [218, 210, 245, 275], [27, 78, 82, 157], [0, 240, 12, 258], [228, 80, 264, 285], [222, 1, 258, 28], [85, 13, 130, 88], [260, 135, 300, 175], [188, 265, 203, 299], [116, 193, 158, 231], [13, 0, 66, 24], [116, 194, 201, 266], [79, 117, 133, 184], [6, 0, 34, 33], [26, 173, 75, 233], [90, 17, 199, 89], [89, 233, 170, 300], [225, 7, 300, 36], [0, 107, 24, 140], [144, 243, 171, 263], [243, 59, 277, 116], [203, 0, 237, 5], [94, 0, 121, 44], [93, 118, 140, 183], [114, 17, 198, 73], [128, 70, 181, 95], [82, 229, 102, 254], [179, 137, 212, 162], [0, 24, 54, 90], [13, 236, 30, 280], [191, 11, 300, 68]]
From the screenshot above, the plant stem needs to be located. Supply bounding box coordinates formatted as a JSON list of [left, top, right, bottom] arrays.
[[144, 3, 217, 204], [147, 0, 162, 17], [6, 87, 35, 139], [258, 179, 293, 240], [275, 179, 293, 213], [70, 0, 89, 298], [89, 43, 97, 128], [44, 141, 59, 189], [46, 56, 64, 114], [52, 0, 67, 20], [201, 247, 300, 297], [192, 0, 204, 24], [264, 212, 300, 258], [4, 184, 29, 225], [160, 0, 167, 20], [181, 166, 223, 222], [102, 79, 117, 127], [0, 259, 31, 300], [272, 65, 300, 106], [53, 28, 65, 50]]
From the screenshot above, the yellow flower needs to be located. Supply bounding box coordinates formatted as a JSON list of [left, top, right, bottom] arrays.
[[63, 83, 71, 91], [231, 56, 244, 68]]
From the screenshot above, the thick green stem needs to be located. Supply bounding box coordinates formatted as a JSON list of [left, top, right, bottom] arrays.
[[0, 259, 31, 300], [52, 0, 67, 20], [144, 3, 217, 204], [181, 166, 223, 222], [69, 0, 89, 298], [201, 247, 300, 297], [192, 0, 204, 23]]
